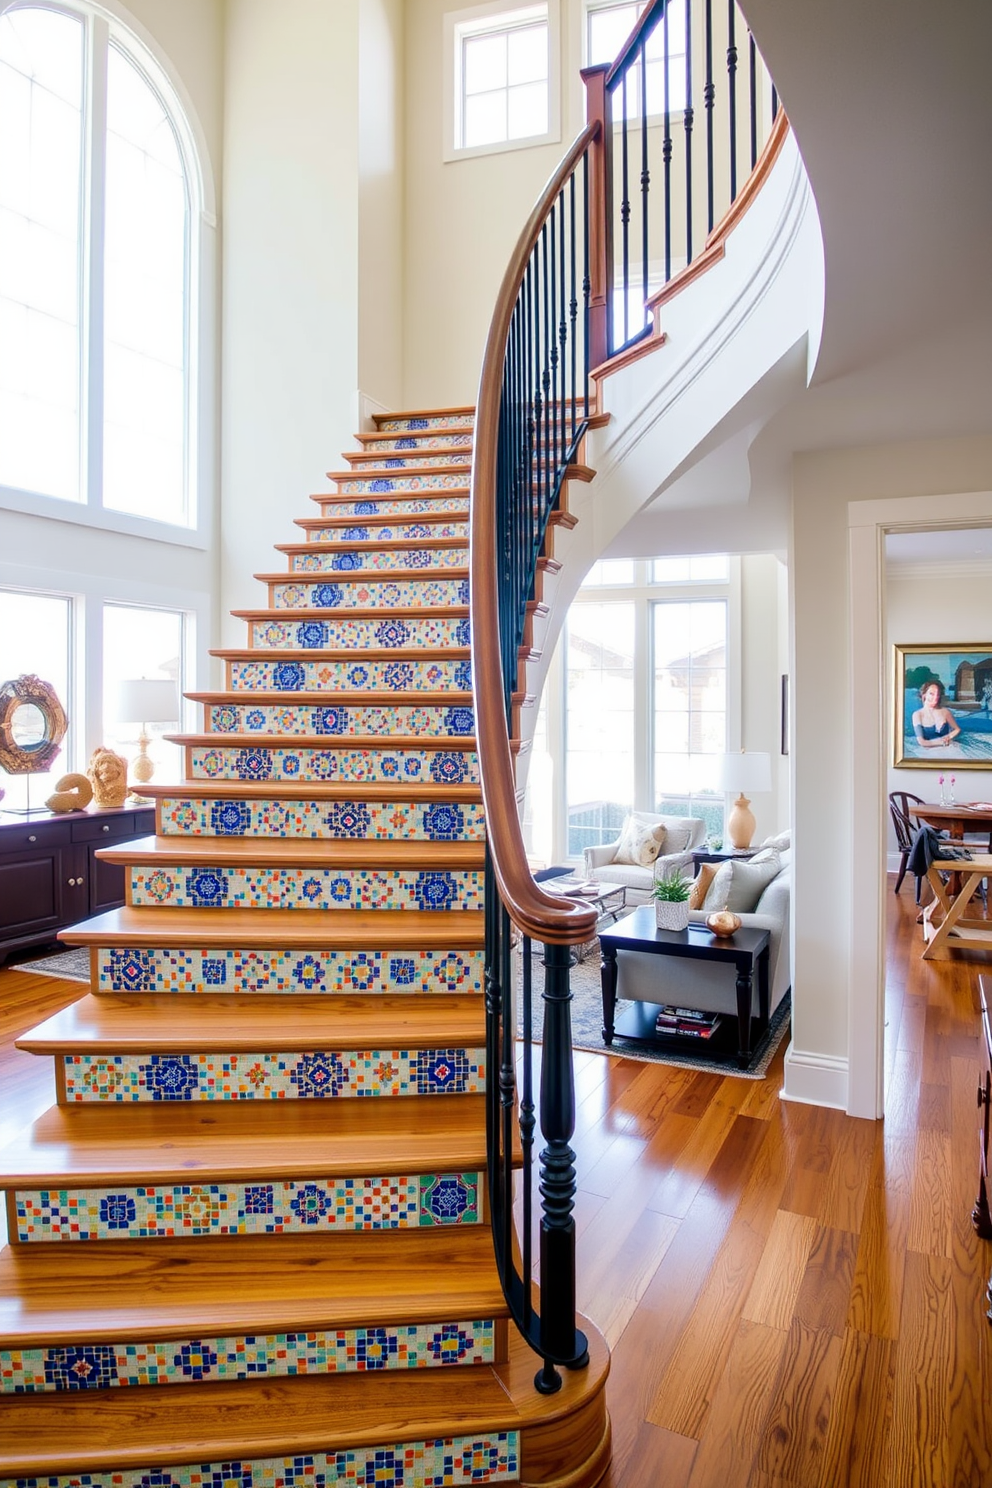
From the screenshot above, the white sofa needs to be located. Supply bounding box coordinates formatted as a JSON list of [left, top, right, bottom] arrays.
[[583, 813, 708, 900], [611, 846, 792, 1032]]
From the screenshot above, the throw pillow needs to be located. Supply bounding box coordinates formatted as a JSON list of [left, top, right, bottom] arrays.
[[702, 851, 782, 913], [761, 829, 791, 851], [660, 822, 693, 855], [688, 862, 718, 909], [613, 814, 667, 867]]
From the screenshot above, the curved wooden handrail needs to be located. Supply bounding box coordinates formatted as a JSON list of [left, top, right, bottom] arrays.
[[605, 0, 666, 90], [470, 123, 600, 947]]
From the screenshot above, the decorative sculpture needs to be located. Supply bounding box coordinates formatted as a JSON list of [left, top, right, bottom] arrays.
[[45, 773, 94, 814], [87, 747, 129, 809]]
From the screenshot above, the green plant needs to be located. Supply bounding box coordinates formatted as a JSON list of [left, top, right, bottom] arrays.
[[651, 869, 691, 903]]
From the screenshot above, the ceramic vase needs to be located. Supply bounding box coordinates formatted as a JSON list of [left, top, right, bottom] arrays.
[[655, 899, 691, 932]]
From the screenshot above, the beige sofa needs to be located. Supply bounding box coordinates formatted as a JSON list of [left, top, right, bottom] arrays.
[[583, 813, 708, 900]]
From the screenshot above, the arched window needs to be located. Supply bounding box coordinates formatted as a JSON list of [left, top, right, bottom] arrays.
[[0, 2, 200, 526]]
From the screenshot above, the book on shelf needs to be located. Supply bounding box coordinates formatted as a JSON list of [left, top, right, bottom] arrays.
[[655, 1006, 722, 1038]]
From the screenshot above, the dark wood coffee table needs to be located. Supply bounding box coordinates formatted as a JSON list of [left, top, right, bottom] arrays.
[[599, 905, 771, 1068]]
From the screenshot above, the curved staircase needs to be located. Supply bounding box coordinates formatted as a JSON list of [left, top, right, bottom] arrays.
[[0, 409, 610, 1487]]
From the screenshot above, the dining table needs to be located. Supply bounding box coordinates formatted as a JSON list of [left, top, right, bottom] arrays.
[[908, 801, 992, 850]]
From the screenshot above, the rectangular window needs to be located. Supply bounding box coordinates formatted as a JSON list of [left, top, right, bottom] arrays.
[[446, 2, 559, 161], [581, 557, 635, 586], [0, 587, 73, 810], [586, 0, 687, 116], [653, 598, 726, 835], [102, 602, 187, 787], [565, 600, 634, 855]]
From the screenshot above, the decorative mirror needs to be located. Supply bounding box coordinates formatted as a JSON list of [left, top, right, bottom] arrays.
[[0, 675, 69, 775]]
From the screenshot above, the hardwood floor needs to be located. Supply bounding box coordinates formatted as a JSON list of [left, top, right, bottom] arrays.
[[2, 883, 990, 1485]]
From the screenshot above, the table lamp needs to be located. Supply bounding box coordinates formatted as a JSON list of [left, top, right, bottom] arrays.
[[718, 751, 772, 850], [116, 679, 179, 798]]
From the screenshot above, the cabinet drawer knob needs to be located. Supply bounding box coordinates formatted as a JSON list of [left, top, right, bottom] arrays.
[[67, 877, 76, 886], [102, 824, 110, 832], [28, 834, 37, 843]]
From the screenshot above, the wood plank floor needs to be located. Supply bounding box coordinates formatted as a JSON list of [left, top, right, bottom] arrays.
[[2, 882, 991, 1485]]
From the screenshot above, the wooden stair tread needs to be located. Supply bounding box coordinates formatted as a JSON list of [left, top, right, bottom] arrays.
[[138, 780, 482, 802], [184, 690, 472, 705], [59, 906, 486, 948], [311, 488, 469, 504], [373, 405, 475, 422], [95, 836, 484, 867], [0, 1227, 508, 1346], [294, 512, 468, 530], [0, 1094, 488, 1186], [326, 464, 471, 481], [229, 606, 469, 620], [16, 991, 486, 1054], [210, 646, 471, 661], [0, 1323, 609, 1476], [255, 567, 469, 582]]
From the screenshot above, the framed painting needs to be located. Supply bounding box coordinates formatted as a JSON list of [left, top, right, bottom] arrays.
[[893, 644, 992, 768]]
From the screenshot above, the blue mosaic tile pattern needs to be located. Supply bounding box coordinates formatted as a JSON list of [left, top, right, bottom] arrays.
[[129, 865, 484, 911], [1, 1317, 495, 1392], [61, 1047, 486, 1102], [227, 658, 470, 693], [334, 473, 469, 494], [14, 1170, 481, 1241], [269, 577, 467, 611], [378, 413, 475, 431], [96, 946, 485, 996], [289, 547, 467, 574], [316, 495, 469, 517], [205, 702, 473, 738], [365, 433, 473, 451], [158, 797, 484, 842], [247, 616, 466, 650], [189, 745, 479, 786], [340, 453, 469, 471], [304, 521, 468, 542], [0, 1430, 518, 1485]]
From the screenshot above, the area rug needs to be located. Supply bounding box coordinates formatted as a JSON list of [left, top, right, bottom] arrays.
[[519, 945, 791, 1078], [16, 949, 91, 984]]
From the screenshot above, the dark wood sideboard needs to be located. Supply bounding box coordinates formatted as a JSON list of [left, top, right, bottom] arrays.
[[0, 804, 155, 963]]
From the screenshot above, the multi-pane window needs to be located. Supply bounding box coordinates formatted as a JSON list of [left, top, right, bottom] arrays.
[[565, 600, 635, 855], [0, 3, 194, 525], [102, 604, 186, 786], [653, 598, 726, 834], [0, 588, 73, 811], [450, 3, 556, 155], [586, 0, 687, 115]]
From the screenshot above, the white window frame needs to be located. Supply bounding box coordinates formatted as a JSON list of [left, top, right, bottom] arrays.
[[443, 0, 560, 163], [0, 0, 215, 548], [584, 0, 689, 123]]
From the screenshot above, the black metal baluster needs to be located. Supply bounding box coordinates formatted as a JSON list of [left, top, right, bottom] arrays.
[[771, 81, 778, 121], [727, 0, 738, 201], [558, 186, 567, 474], [663, 1, 672, 282], [620, 72, 630, 346], [704, 0, 714, 234], [582, 150, 591, 414], [498, 903, 516, 1316], [569, 171, 578, 449], [541, 222, 551, 572], [749, 30, 757, 168], [520, 930, 535, 1335], [684, 0, 694, 265], [640, 38, 649, 329], [549, 202, 558, 494]]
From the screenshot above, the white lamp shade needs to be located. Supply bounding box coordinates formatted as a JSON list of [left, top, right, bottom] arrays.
[[116, 678, 179, 725], [717, 751, 772, 795]]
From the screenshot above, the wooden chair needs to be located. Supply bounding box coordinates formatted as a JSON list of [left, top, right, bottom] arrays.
[[889, 791, 924, 896]]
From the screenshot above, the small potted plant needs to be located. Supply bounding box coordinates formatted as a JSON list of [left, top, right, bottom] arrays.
[[652, 868, 691, 931]]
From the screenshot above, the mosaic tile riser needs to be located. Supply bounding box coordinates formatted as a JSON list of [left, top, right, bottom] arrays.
[[188, 747, 479, 787], [158, 798, 484, 842], [335, 474, 469, 494], [228, 660, 472, 693], [269, 579, 468, 612], [365, 433, 474, 450], [289, 548, 467, 574], [1, 1317, 495, 1393], [377, 414, 475, 430], [96, 947, 485, 996], [204, 704, 474, 739], [247, 617, 468, 650], [346, 453, 469, 468], [318, 497, 468, 517], [304, 522, 468, 541], [128, 867, 484, 912], [0, 1430, 517, 1487], [14, 1171, 482, 1242], [62, 1048, 486, 1102]]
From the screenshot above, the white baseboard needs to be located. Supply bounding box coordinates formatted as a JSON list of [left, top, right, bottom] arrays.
[[780, 1042, 849, 1110], [354, 389, 390, 433]]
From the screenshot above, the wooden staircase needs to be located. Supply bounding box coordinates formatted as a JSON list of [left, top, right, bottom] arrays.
[[0, 408, 609, 1487]]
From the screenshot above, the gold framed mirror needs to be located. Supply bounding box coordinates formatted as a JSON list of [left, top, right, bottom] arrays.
[[0, 675, 69, 775]]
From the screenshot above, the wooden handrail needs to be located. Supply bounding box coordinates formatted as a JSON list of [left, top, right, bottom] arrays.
[[605, 0, 667, 90], [470, 123, 600, 946]]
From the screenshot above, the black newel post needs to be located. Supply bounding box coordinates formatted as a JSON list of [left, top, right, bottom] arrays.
[[535, 940, 588, 1392]]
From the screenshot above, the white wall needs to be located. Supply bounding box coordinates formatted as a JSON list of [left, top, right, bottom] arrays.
[[358, 0, 405, 414], [788, 436, 992, 1114]]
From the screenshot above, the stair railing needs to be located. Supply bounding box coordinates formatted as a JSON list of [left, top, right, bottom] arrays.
[[470, 0, 787, 1397], [470, 122, 602, 1394]]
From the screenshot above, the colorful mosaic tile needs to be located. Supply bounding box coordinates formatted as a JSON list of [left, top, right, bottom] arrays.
[[13, 1171, 481, 1242], [270, 577, 466, 611], [0, 1430, 518, 1486], [317, 496, 469, 517], [129, 864, 484, 912], [333, 471, 470, 493], [205, 703, 473, 738], [61, 1047, 486, 1102], [189, 745, 479, 785], [96, 946, 485, 996], [247, 615, 466, 650], [341, 454, 469, 471], [368, 433, 474, 450], [304, 521, 468, 542], [0, 1316, 495, 1393], [289, 547, 467, 574], [228, 658, 471, 693], [378, 413, 475, 430], [158, 797, 484, 841]]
